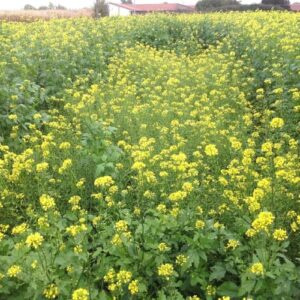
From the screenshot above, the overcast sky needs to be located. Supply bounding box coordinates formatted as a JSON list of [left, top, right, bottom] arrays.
[[0, 0, 296, 10]]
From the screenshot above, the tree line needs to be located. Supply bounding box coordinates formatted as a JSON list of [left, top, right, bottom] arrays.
[[24, 2, 66, 10], [196, 0, 291, 11]]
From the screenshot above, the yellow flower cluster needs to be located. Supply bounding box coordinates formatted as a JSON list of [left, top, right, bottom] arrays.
[[58, 159, 72, 174], [158, 242, 170, 252], [270, 117, 284, 129], [273, 228, 288, 241], [39, 194, 56, 211], [7, 265, 22, 277], [25, 232, 44, 249], [195, 220, 205, 229], [158, 263, 174, 279], [36, 162, 49, 173], [72, 288, 89, 300], [205, 144, 219, 156], [104, 269, 135, 294], [66, 224, 87, 237], [43, 284, 59, 299], [94, 176, 114, 188], [250, 262, 264, 276], [0, 11, 299, 300], [246, 212, 275, 237], [226, 239, 240, 250], [12, 223, 28, 235], [128, 279, 139, 295], [176, 254, 188, 266]]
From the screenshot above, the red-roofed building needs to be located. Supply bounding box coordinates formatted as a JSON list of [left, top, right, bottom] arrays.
[[108, 2, 195, 16], [291, 2, 300, 11]]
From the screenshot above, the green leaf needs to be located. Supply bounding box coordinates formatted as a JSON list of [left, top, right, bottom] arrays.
[[238, 280, 256, 296], [95, 164, 105, 176], [98, 291, 110, 300], [218, 281, 239, 297], [187, 249, 199, 267], [209, 264, 226, 281]]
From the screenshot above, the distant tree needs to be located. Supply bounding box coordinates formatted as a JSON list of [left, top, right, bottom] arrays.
[[48, 2, 55, 9], [38, 6, 49, 10], [121, 0, 133, 3], [56, 4, 67, 10], [24, 4, 36, 10], [261, 0, 290, 8], [196, 0, 240, 10], [94, 0, 109, 18]]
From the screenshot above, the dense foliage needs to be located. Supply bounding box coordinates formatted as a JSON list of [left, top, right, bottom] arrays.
[[196, 0, 240, 11], [195, 0, 290, 11], [0, 12, 299, 300]]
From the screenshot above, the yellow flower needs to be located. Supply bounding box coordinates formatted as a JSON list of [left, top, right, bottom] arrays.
[[36, 162, 49, 173], [176, 254, 188, 266], [25, 232, 44, 249], [111, 233, 122, 246], [12, 223, 28, 235], [226, 239, 240, 250], [128, 280, 139, 295], [31, 260, 38, 269], [69, 195, 81, 206], [168, 191, 187, 201], [39, 194, 56, 211], [132, 161, 146, 171], [33, 113, 42, 120], [117, 270, 132, 284], [38, 217, 49, 228], [73, 245, 82, 254], [204, 144, 218, 156], [156, 204, 167, 213], [66, 224, 87, 237], [133, 207, 141, 215], [158, 263, 174, 279], [7, 265, 22, 277], [104, 268, 116, 283], [92, 216, 101, 226], [182, 182, 193, 193], [59, 142, 71, 149], [250, 262, 264, 275], [171, 207, 180, 217], [273, 228, 288, 241], [94, 176, 114, 188], [158, 243, 170, 252], [206, 285, 216, 296], [58, 159, 72, 174], [245, 228, 256, 237], [270, 117, 284, 129], [0, 224, 9, 233], [229, 137, 242, 150], [261, 142, 273, 153], [43, 284, 59, 299], [195, 220, 205, 229], [76, 178, 86, 188], [108, 283, 118, 292], [72, 288, 89, 300], [115, 220, 128, 232], [8, 114, 18, 121], [251, 211, 275, 233]]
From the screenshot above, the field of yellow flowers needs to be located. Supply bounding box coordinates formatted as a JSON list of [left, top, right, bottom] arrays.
[[0, 11, 299, 300]]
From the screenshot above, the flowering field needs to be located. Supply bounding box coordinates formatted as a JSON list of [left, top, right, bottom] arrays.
[[0, 12, 299, 300], [0, 9, 93, 22]]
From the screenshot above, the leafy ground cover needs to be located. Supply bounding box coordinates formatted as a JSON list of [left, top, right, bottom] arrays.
[[0, 12, 299, 299]]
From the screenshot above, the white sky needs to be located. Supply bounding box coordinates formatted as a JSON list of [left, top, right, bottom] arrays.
[[0, 0, 296, 10]]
